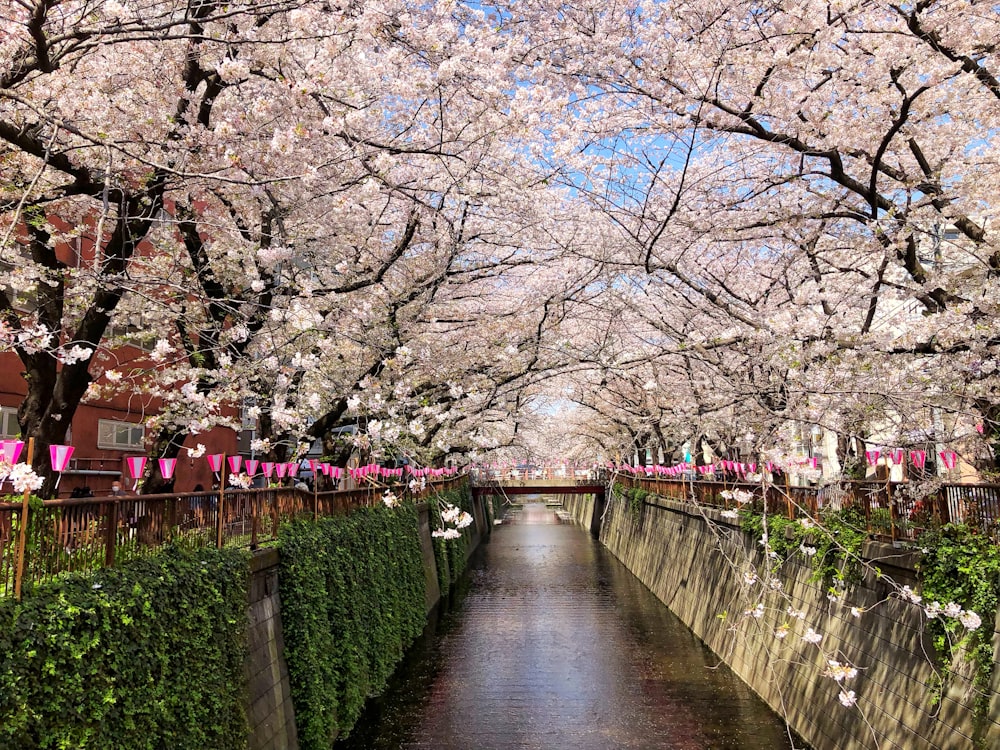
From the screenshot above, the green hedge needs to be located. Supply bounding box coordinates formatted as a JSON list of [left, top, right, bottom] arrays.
[[278, 503, 427, 748], [430, 485, 476, 594], [0, 546, 250, 750]]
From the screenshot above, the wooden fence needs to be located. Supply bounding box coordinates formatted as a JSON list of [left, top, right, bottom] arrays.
[[618, 475, 1000, 543], [0, 476, 467, 598]]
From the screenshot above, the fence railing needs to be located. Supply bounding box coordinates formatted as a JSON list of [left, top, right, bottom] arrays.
[[617, 475, 1000, 543], [471, 467, 597, 481], [0, 476, 467, 598]]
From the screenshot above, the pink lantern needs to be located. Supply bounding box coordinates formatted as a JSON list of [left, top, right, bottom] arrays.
[[227, 455, 242, 474], [939, 451, 958, 470], [125, 455, 146, 491], [309, 459, 320, 474], [865, 450, 881, 467], [50, 444, 75, 473], [262, 462, 275, 478], [275, 463, 288, 478], [207, 453, 224, 474], [158, 457, 178, 480], [1, 439, 25, 465], [245, 459, 259, 476], [748, 463, 757, 474], [125, 455, 146, 477], [49, 443, 75, 492], [807, 457, 818, 469], [890, 449, 904, 465], [909, 450, 927, 469], [765, 461, 775, 473], [287, 462, 299, 477]]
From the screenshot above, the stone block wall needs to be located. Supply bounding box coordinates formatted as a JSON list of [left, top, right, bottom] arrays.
[[562, 493, 595, 531], [247, 549, 299, 750], [595, 493, 1000, 750], [416, 501, 442, 613]]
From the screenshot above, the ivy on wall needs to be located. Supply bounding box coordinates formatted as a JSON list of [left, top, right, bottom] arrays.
[[489, 493, 505, 525], [0, 546, 250, 750], [917, 523, 1000, 740], [613, 482, 648, 519], [738, 507, 870, 590], [430, 485, 475, 593], [278, 503, 427, 749]]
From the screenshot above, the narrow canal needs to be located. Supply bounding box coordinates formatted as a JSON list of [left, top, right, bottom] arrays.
[[337, 502, 799, 750]]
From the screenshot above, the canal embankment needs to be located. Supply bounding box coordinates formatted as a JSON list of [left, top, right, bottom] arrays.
[[576, 489, 1000, 750], [252, 486, 489, 750]]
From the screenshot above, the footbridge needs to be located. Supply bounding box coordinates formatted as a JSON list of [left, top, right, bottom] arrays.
[[470, 478, 606, 498], [471, 476, 607, 537]]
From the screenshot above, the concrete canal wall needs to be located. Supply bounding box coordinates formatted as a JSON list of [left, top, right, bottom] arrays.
[[576, 491, 1000, 750], [561, 491, 605, 538], [247, 549, 299, 750], [245, 493, 488, 750]]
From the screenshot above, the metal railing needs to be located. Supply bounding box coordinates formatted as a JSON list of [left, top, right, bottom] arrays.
[[471, 467, 598, 482], [0, 476, 467, 598], [616, 475, 1000, 543]]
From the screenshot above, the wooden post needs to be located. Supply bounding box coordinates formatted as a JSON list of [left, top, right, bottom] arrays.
[[784, 472, 794, 520], [216, 454, 226, 549], [250, 489, 259, 550], [936, 486, 948, 525], [886, 478, 897, 542], [313, 477, 319, 522], [164, 487, 176, 544], [105, 497, 118, 568], [14, 437, 35, 601]]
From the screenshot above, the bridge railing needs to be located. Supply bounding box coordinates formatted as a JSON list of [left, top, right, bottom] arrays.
[[471, 467, 598, 482], [0, 476, 467, 598], [615, 475, 1000, 543]]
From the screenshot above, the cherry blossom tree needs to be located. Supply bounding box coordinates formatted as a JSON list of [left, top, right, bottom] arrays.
[[472, 0, 1000, 473]]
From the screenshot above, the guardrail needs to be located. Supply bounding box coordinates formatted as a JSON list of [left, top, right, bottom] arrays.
[[471, 467, 598, 481], [0, 476, 467, 598], [616, 475, 1000, 543]]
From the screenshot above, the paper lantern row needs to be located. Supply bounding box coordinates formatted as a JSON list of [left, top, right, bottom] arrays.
[[1, 441, 458, 489], [864, 449, 958, 470], [606, 449, 961, 476]]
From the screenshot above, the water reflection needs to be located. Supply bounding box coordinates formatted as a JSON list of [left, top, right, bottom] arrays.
[[336, 503, 798, 750]]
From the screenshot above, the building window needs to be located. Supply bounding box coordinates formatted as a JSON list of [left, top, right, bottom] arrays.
[[0, 406, 19, 439], [97, 419, 145, 450]]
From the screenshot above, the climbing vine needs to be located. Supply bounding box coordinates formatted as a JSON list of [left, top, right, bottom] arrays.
[[430, 484, 475, 593], [613, 482, 647, 519], [278, 503, 427, 749], [916, 524, 1000, 739], [738, 506, 870, 591], [0, 545, 250, 750]]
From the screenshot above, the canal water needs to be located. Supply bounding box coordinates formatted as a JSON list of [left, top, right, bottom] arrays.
[[336, 503, 799, 750]]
